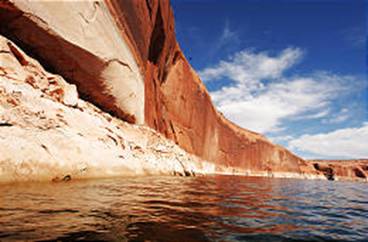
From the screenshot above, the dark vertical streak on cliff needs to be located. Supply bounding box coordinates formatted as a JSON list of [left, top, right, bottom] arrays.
[[148, 6, 165, 64]]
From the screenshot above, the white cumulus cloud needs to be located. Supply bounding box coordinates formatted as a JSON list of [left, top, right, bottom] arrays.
[[199, 48, 358, 134], [199, 48, 303, 91], [288, 123, 368, 158]]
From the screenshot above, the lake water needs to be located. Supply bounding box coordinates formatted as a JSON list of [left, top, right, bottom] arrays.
[[0, 175, 367, 241]]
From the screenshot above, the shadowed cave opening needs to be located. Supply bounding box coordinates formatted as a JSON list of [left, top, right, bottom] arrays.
[[353, 168, 366, 179], [313, 163, 335, 181]]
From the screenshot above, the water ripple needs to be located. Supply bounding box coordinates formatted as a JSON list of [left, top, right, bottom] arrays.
[[0, 176, 367, 241]]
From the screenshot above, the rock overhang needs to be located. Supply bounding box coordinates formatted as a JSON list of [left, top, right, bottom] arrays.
[[0, 0, 145, 124]]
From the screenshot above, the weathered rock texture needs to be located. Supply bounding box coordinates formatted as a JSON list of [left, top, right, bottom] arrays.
[[105, 0, 314, 175], [0, 0, 366, 182], [0, 0, 145, 124], [0, 35, 215, 182]]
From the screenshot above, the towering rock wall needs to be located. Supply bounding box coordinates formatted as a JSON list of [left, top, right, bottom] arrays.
[[0, 0, 311, 176], [0, 35, 220, 182], [1, 0, 366, 182], [106, 0, 310, 174]]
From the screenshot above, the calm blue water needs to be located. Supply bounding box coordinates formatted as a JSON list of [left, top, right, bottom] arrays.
[[0, 175, 367, 241]]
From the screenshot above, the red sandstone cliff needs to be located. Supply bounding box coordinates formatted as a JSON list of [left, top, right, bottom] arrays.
[[106, 0, 311, 175], [0, 0, 366, 182]]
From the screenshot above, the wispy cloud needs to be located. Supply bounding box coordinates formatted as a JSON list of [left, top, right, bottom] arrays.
[[288, 122, 368, 159], [269, 135, 294, 143], [342, 26, 365, 49], [292, 109, 331, 121], [322, 108, 350, 124], [208, 20, 240, 58], [199, 48, 359, 134], [218, 20, 239, 46]]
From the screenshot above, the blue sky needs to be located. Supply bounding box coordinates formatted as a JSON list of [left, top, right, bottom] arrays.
[[172, 0, 367, 159]]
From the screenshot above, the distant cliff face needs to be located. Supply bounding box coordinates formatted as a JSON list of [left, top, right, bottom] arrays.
[[308, 160, 368, 181], [0, 0, 366, 182]]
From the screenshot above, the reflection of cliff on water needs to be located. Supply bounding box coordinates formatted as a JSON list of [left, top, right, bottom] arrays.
[[0, 176, 367, 241]]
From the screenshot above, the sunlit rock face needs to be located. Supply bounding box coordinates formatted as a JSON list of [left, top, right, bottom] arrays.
[[0, 35, 215, 182], [106, 0, 313, 175], [0, 0, 144, 124], [103, 1, 368, 181], [0, 0, 366, 182]]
